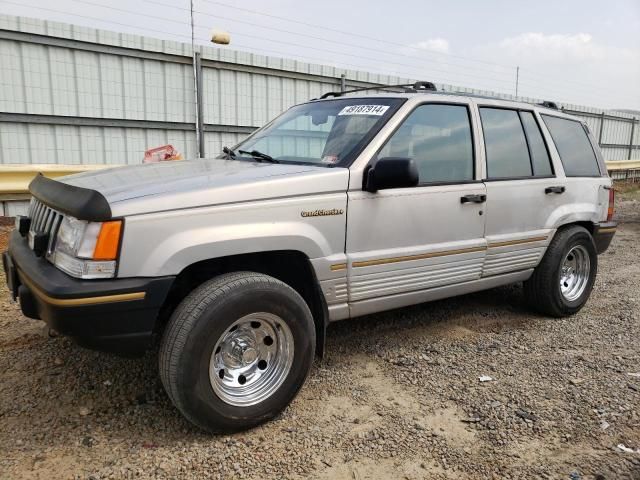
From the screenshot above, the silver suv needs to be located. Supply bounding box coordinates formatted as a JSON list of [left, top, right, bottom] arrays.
[[3, 82, 617, 432]]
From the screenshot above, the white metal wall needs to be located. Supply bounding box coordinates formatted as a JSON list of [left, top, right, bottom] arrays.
[[1, 42, 194, 122], [1, 123, 198, 165]]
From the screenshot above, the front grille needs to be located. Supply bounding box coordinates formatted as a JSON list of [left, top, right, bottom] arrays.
[[28, 197, 65, 255]]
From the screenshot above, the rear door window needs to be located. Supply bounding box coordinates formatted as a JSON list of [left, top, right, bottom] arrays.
[[541, 115, 600, 176], [480, 108, 532, 178]]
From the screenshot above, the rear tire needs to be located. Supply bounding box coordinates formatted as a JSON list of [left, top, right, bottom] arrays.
[[524, 225, 597, 317], [159, 272, 315, 433]]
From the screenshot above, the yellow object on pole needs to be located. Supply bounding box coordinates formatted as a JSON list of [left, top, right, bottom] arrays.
[[211, 31, 231, 45]]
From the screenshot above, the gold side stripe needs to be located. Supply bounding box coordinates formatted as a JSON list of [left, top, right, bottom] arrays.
[[20, 275, 146, 307], [352, 246, 486, 268], [488, 236, 548, 248], [598, 227, 617, 234], [330, 263, 347, 271]]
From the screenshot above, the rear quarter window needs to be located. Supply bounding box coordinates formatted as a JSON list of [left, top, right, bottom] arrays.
[[520, 112, 553, 176], [541, 115, 601, 177]]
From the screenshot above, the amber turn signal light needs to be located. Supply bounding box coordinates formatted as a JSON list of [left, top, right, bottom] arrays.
[[93, 221, 122, 260]]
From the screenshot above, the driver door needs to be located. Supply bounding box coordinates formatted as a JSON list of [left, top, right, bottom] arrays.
[[345, 101, 487, 317]]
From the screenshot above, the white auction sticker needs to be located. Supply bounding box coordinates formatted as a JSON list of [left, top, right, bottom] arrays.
[[337, 105, 389, 116]]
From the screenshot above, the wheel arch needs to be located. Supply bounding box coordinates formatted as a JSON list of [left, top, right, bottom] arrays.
[[156, 250, 329, 358], [568, 221, 595, 235], [549, 220, 596, 240], [545, 202, 601, 234]]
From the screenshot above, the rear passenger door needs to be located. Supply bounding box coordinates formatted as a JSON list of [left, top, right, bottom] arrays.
[[476, 105, 564, 277]]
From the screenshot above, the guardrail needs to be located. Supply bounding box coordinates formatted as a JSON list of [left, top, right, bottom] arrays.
[[1, 161, 639, 197], [0, 164, 119, 196], [606, 160, 640, 182]]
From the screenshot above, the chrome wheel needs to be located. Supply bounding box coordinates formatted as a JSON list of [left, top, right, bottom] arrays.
[[559, 245, 591, 302], [209, 313, 294, 407]]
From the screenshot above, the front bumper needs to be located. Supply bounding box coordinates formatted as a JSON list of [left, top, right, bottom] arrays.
[[593, 221, 617, 254], [3, 230, 174, 355]]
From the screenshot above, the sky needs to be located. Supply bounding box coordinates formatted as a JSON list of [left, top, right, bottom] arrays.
[[2, 0, 640, 110]]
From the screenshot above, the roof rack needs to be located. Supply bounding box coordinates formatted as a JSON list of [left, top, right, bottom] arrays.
[[538, 101, 560, 110], [318, 81, 436, 99], [443, 91, 562, 111], [316, 83, 562, 112], [447, 91, 512, 102]]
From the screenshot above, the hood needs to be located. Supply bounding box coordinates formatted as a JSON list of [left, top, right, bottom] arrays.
[[59, 158, 349, 216]]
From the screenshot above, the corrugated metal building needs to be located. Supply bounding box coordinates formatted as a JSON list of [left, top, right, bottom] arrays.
[[1, 14, 638, 215]]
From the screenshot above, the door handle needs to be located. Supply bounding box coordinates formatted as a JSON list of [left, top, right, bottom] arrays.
[[460, 194, 486, 204], [545, 186, 565, 194]]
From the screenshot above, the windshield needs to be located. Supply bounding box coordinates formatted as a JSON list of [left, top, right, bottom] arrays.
[[231, 97, 405, 166]]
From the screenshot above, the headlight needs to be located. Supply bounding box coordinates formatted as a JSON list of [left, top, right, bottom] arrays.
[[51, 217, 122, 279]]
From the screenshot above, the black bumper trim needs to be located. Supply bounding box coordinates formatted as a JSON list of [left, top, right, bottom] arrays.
[[593, 221, 617, 254], [4, 230, 174, 355], [19, 273, 147, 307]]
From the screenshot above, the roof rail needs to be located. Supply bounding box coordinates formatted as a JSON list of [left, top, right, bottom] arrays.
[[318, 81, 436, 100], [538, 101, 559, 110], [446, 91, 562, 110], [412, 81, 437, 91], [315, 84, 561, 112]]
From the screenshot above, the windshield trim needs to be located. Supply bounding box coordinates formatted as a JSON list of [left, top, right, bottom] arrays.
[[233, 155, 334, 167], [225, 97, 408, 168]]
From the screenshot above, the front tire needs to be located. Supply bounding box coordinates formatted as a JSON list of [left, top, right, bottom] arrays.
[[524, 225, 598, 317], [159, 272, 315, 432]]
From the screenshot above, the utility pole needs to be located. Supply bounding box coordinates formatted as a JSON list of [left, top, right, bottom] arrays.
[[515, 66, 520, 98], [190, 0, 202, 158]]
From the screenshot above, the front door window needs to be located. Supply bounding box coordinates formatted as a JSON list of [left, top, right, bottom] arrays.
[[378, 103, 474, 184]]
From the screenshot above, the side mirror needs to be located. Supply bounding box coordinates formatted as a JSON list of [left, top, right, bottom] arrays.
[[364, 157, 419, 192]]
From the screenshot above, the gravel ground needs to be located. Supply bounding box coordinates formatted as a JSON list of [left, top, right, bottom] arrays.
[[1, 188, 639, 480]]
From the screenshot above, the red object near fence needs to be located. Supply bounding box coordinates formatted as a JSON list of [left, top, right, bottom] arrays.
[[143, 145, 183, 163]]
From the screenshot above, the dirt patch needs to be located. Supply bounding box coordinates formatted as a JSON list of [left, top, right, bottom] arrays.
[[615, 180, 640, 200], [315, 457, 453, 480], [0, 225, 11, 253]]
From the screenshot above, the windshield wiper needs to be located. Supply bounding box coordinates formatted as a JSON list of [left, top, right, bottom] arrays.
[[238, 149, 279, 163], [222, 146, 236, 159]]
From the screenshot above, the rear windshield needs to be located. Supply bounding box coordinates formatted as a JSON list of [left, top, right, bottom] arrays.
[[541, 115, 601, 177], [232, 98, 405, 166]]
